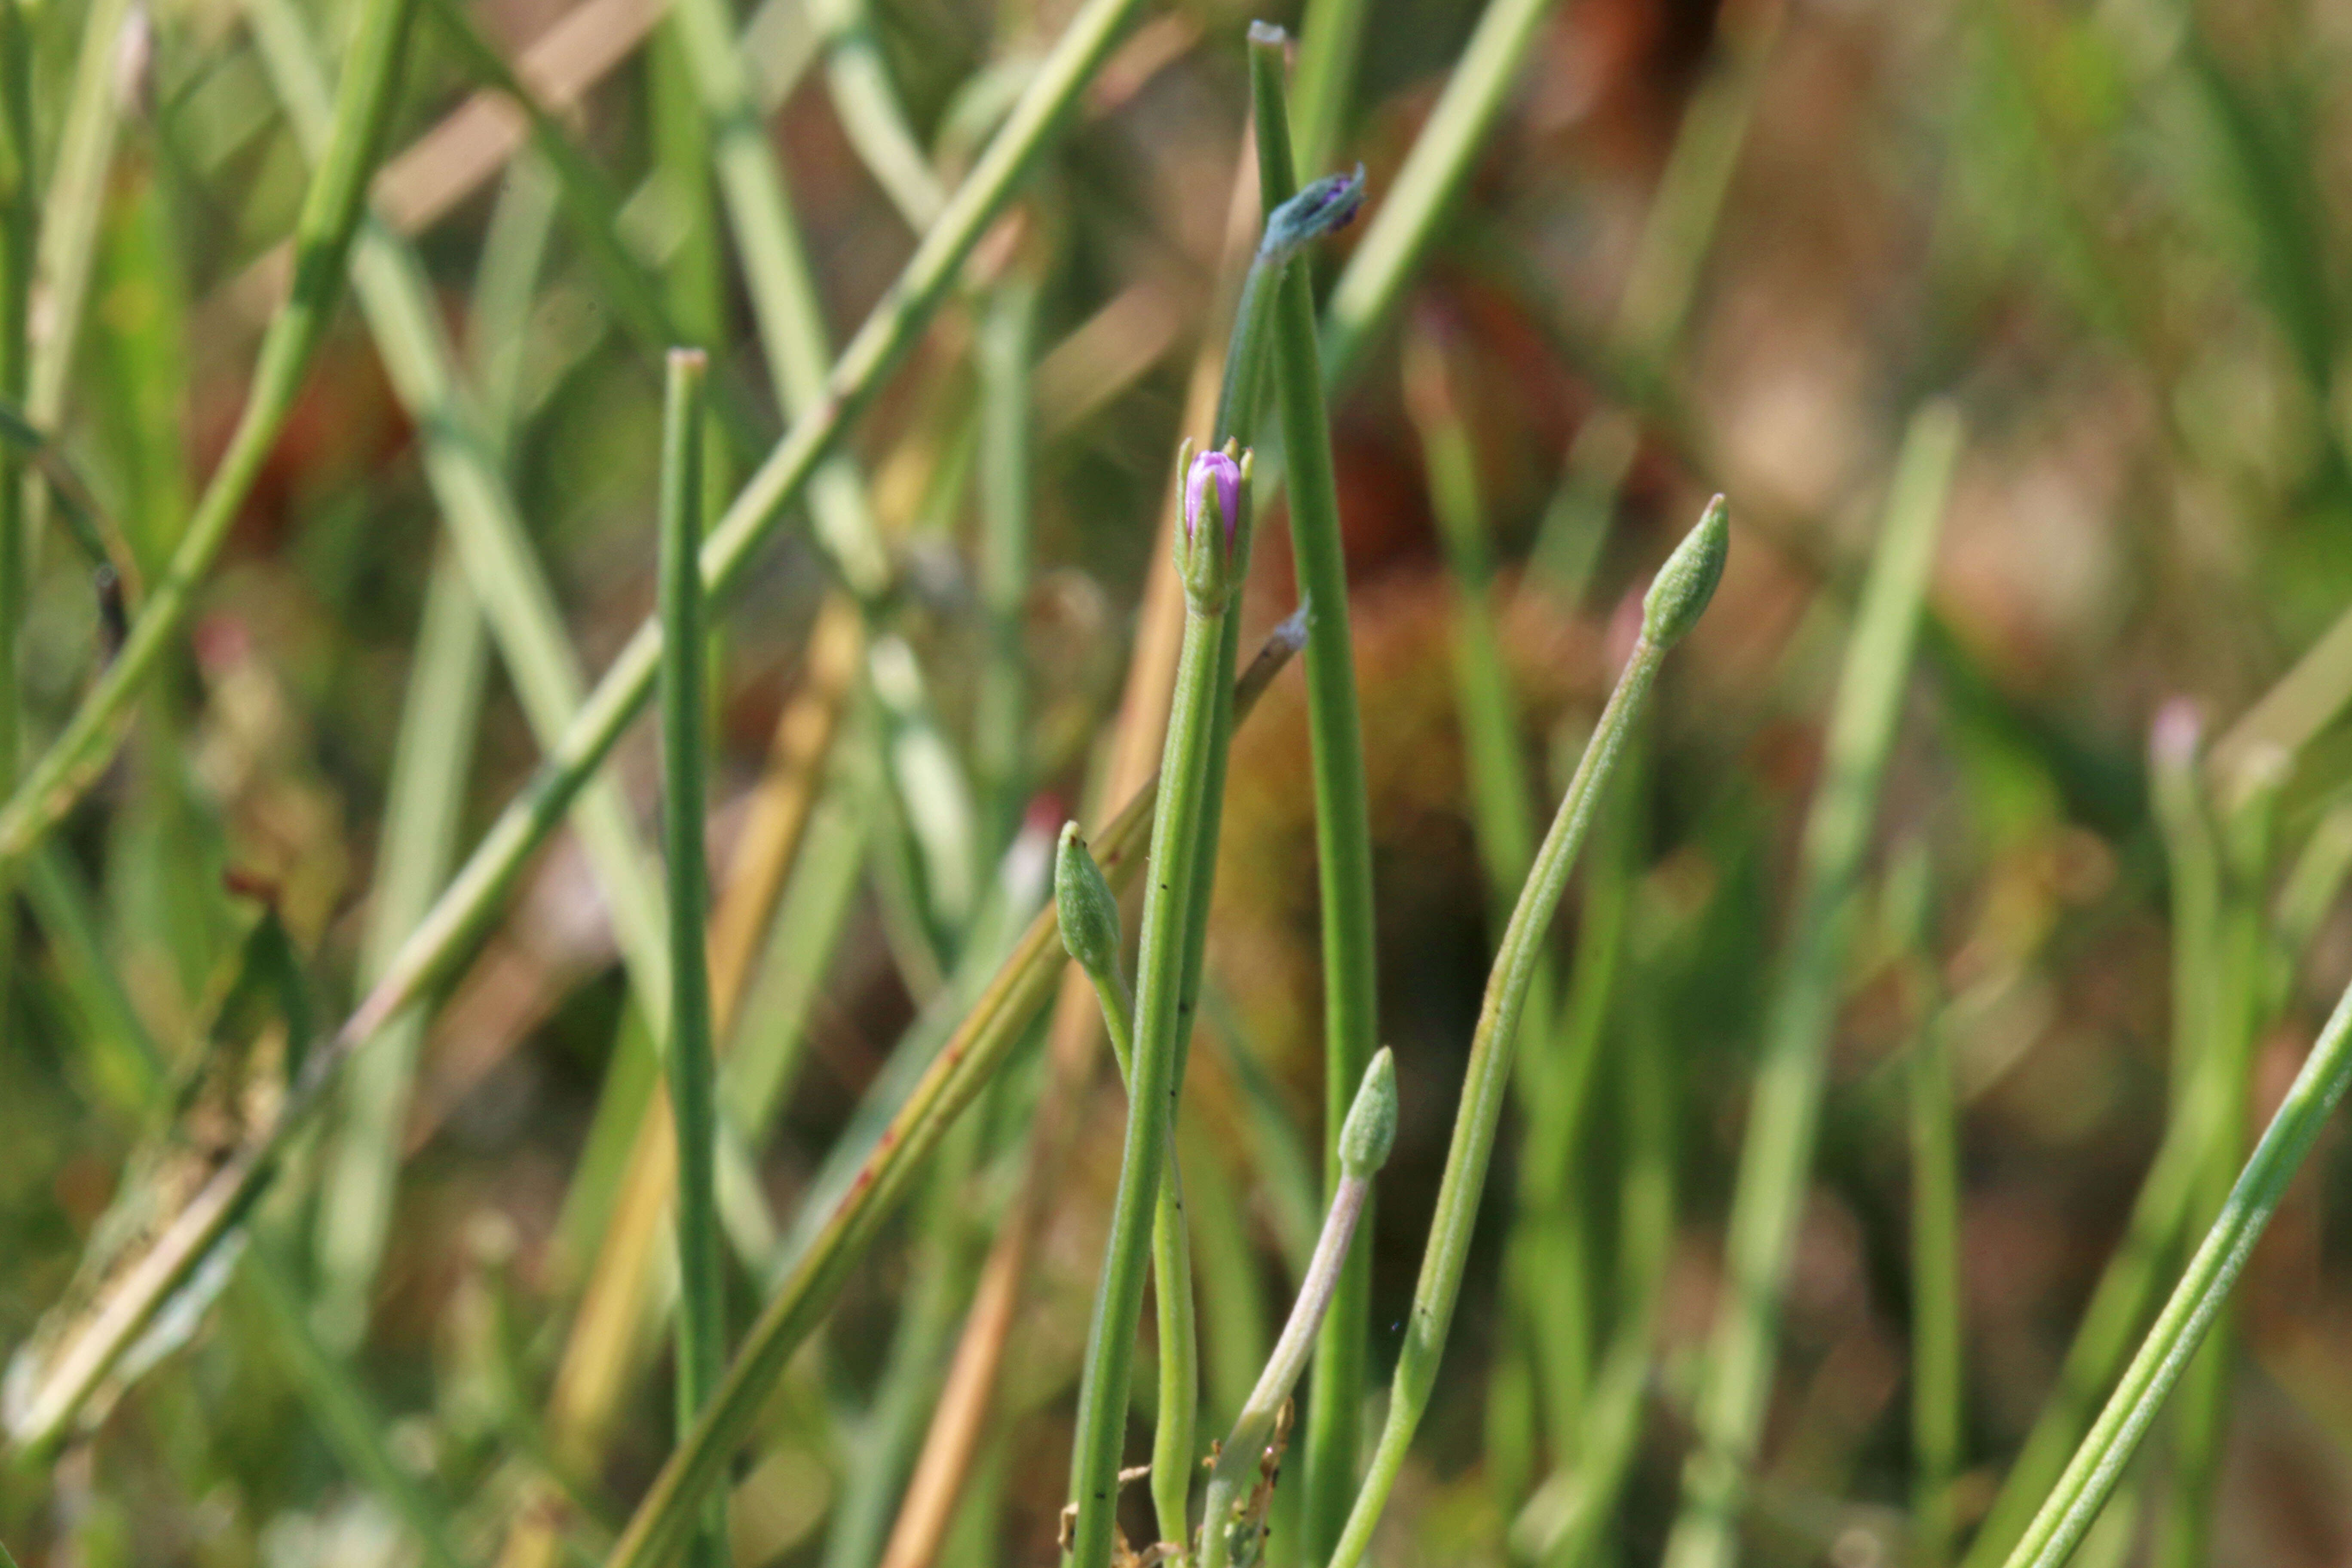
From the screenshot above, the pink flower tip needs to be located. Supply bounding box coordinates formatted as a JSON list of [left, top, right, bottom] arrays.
[[1185, 449, 1243, 549]]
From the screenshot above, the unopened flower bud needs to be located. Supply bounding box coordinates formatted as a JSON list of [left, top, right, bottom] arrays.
[[1338, 1047, 1398, 1180], [1054, 822, 1123, 987], [1262, 166, 1369, 265], [1175, 440, 1250, 609], [1641, 494, 1729, 650]]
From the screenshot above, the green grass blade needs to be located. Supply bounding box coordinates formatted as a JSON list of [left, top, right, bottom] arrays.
[[2150, 765, 2278, 1568], [658, 347, 729, 1568], [811, 0, 946, 230], [1317, 0, 1556, 386], [1998, 945, 2352, 1568], [1248, 40, 1382, 1561], [668, 0, 979, 926], [21, 0, 134, 572], [974, 273, 1039, 848], [606, 614, 1303, 1568], [2, 0, 1157, 1461], [0, 0, 34, 1071], [245, 0, 679, 1074], [1328, 498, 1729, 1568], [309, 544, 489, 1350], [1662, 406, 1960, 1568], [1288, 0, 1368, 176], [1891, 848, 1963, 1568], [0, 0, 421, 870]]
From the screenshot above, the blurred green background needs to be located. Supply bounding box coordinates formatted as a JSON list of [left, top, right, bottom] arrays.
[[8, 0, 2352, 1562]]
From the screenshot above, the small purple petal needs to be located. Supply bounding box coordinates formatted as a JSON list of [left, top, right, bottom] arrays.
[[1185, 450, 1243, 548]]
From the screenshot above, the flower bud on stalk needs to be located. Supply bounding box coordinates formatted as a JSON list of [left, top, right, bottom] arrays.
[[1177, 440, 1251, 611], [1054, 822, 1125, 995]]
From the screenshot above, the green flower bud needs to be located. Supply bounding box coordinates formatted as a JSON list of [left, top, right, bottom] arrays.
[[1641, 494, 1729, 650], [1261, 165, 1368, 266], [1338, 1047, 1398, 1180], [1054, 822, 1123, 986]]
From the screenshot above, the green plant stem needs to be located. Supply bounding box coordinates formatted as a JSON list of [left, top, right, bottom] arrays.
[[1288, 0, 1368, 176], [1248, 40, 1381, 1562], [1063, 891, 1200, 1555], [1317, 0, 1555, 386], [22, 0, 133, 572], [245, 0, 686, 1106], [976, 274, 1039, 848], [668, 0, 979, 927], [1326, 499, 1728, 1568], [1661, 407, 1959, 1568], [1907, 912, 1963, 1568], [0, 0, 29, 1069], [1199, 1176, 1371, 1568], [2151, 773, 2276, 1568], [1066, 571, 1234, 1568], [810, 0, 945, 230], [1999, 961, 2352, 1568], [658, 348, 729, 1568], [311, 545, 489, 1350], [1958, 732, 2264, 1568], [0, 0, 420, 872], [601, 615, 1302, 1568], [311, 150, 547, 1353]]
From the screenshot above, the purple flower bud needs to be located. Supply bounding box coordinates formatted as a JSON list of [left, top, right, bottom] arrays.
[[1185, 448, 1243, 551]]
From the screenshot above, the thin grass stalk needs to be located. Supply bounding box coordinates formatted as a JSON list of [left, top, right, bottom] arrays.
[[1893, 851, 1963, 1568], [1997, 956, 2352, 1568], [1401, 319, 1584, 1494], [1057, 822, 1205, 1554], [1955, 720, 2254, 1568], [21, 0, 133, 571], [1661, 407, 1959, 1568], [0, 0, 29, 1066], [1317, 0, 1557, 386], [874, 140, 1275, 1568], [975, 273, 1039, 848], [0, 0, 420, 872], [499, 618, 864, 1568], [601, 616, 1304, 1568], [1288, 0, 1367, 176], [668, 0, 979, 927], [658, 349, 729, 1568], [1245, 39, 1381, 1561], [811, 0, 946, 230], [310, 545, 489, 1349], [1199, 1052, 1397, 1568], [2150, 765, 2278, 1568], [1957, 1071, 2216, 1568], [244, 0, 678, 1069], [1327, 497, 1730, 1568], [1065, 447, 1251, 1568], [310, 151, 547, 1351]]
